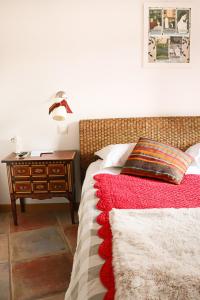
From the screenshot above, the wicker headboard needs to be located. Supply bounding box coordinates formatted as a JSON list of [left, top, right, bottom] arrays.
[[79, 116, 200, 178]]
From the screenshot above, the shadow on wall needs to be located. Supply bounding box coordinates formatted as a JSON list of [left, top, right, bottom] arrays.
[[56, 121, 79, 150], [0, 139, 16, 204], [56, 121, 81, 205]]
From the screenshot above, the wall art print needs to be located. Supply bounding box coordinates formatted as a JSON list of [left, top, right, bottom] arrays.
[[144, 2, 191, 65]]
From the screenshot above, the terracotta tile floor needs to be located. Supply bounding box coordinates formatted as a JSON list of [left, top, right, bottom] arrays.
[[0, 209, 78, 300]]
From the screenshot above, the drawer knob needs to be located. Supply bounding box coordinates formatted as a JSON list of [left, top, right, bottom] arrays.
[[36, 184, 45, 189], [17, 169, 26, 174], [54, 184, 64, 189], [52, 168, 61, 173], [34, 169, 43, 174], [19, 185, 28, 190]]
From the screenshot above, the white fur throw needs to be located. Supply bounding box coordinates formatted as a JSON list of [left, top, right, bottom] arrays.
[[109, 208, 200, 300]]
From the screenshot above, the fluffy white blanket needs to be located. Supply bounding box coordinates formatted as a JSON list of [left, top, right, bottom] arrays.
[[109, 208, 200, 300]]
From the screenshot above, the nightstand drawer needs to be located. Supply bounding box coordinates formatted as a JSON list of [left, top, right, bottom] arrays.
[[15, 181, 31, 193], [33, 182, 48, 193], [49, 180, 67, 192], [48, 164, 65, 176], [12, 165, 30, 177], [31, 165, 47, 176]]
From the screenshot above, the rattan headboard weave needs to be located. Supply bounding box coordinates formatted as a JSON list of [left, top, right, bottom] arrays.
[[79, 116, 200, 178]]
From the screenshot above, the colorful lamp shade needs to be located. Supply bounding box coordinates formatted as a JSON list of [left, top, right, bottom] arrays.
[[49, 91, 73, 121]]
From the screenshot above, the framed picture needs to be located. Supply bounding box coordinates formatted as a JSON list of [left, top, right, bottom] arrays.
[[144, 2, 192, 67]]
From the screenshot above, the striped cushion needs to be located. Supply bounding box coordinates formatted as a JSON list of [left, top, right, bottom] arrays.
[[121, 137, 192, 184]]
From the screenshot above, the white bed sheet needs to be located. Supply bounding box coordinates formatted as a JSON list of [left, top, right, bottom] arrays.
[[65, 160, 120, 300], [81, 159, 120, 198]]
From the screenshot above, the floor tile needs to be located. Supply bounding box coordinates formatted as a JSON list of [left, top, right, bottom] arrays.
[[36, 291, 66, 300], [0, 234, 8, 263], [57, 210, 78, 228], [0, 263, 10, 300], [12, 253, 73, 300], [64, 225, 78, 255], [10, 211, 58, 233], [56, 211, 71, 229], [11, 227, 68, 262], [0, 213, 10, 234]]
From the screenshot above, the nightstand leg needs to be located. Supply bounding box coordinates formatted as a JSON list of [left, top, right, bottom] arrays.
[[69, 202, 75, 224], [11, 196, 18, 225], [20, 198, 25, 212]]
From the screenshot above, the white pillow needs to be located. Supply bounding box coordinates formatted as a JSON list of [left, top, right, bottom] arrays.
[[186, 165, 200, 175], [185, 143, 200, 168], [95, 143, 136, 168]]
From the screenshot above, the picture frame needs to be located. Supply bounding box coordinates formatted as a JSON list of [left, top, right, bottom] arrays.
[[143, 2, 192, 67]]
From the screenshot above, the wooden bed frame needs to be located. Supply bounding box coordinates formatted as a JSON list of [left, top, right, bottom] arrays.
[[79, 116, 200, 178]]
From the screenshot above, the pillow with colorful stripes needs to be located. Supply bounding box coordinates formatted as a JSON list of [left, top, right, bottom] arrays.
[[121, 137, 192, 184]]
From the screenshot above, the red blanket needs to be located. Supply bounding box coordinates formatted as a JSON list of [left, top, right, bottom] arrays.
[[94, 174, 200, 300]]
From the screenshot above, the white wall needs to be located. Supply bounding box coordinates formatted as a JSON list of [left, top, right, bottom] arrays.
[[0, 0, 200, 203]]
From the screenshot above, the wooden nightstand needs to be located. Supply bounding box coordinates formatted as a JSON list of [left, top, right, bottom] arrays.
[[2, 151, 78, 225]]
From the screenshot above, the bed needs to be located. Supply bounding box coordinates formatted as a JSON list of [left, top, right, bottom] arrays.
[[65, 116, 200, 300]]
